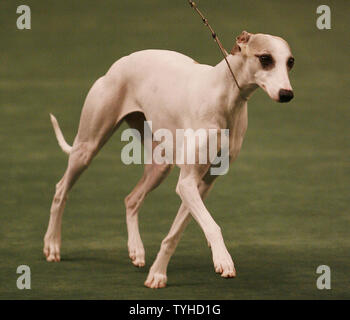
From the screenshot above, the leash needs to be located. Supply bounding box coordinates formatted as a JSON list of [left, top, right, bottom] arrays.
[[187, 0, 244, 94]]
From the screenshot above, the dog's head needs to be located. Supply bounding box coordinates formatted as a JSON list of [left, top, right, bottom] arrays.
[[231, 31, 294, 103]]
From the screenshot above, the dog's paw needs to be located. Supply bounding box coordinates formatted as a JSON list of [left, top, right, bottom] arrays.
[[43, 237, 61, 262], [144, 272, 167, 289], [128, 244, 145, 267], [212, 249, 236, 278]]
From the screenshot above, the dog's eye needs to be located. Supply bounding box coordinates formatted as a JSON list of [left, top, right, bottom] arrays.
[[287, 57, 295, 69], [258, 54, 274, 68]]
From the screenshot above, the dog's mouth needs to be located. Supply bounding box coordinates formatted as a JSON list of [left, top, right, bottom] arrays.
[[258, 83, 279, 102], [258, 83, 294, 103]]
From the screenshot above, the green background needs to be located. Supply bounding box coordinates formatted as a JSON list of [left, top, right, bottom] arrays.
[[0, 0, 349, 299]]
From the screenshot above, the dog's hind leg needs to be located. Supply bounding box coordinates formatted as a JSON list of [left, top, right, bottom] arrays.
[[123, 112, 173, 267], [124, 163, 172, 267], [124, 112, 172, 267], [44, 76, 122, 262], [44, 141, 98, 262]]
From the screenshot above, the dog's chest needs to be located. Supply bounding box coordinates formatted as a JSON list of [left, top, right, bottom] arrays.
[[227, 104, 248, 160]]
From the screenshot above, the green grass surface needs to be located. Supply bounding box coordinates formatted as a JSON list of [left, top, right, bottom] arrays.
[[0, 0, 349, 299]]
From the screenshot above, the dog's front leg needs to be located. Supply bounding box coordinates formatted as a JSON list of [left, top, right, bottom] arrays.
[[176, 165, 236, 278], [144, 169, 219, 288]]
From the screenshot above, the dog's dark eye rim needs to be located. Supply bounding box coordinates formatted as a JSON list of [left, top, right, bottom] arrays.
[[256, 54, 274, 67], [287, 57, 295, 69]]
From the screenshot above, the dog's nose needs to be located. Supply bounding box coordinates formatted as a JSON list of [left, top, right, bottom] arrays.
[[279, 89, 294, 103]]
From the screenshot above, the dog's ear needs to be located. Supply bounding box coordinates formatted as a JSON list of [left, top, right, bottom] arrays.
[[236, 30, 251, 44], [230, 30, 252, 55]]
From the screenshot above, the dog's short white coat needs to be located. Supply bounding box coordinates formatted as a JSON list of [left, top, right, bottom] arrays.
[[44, 32, 294, 288]]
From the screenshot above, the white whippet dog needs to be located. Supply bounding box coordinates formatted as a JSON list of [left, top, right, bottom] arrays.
[[44, 31, 294, 288]]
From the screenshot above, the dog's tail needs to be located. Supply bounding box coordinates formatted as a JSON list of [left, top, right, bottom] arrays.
[[49, 114, 72, 155]]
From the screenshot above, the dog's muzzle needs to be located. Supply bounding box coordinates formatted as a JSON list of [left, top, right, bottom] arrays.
[[279, 89, 294, 103]]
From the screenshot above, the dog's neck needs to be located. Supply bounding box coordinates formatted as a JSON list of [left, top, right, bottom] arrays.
[[213, 54, 258, 111]]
